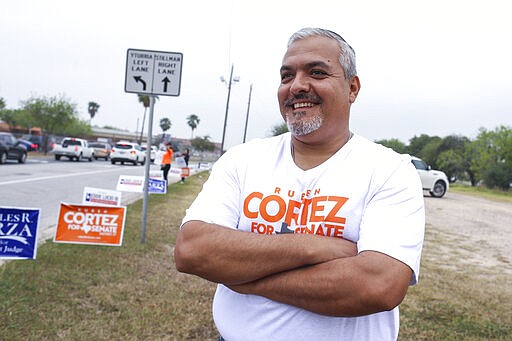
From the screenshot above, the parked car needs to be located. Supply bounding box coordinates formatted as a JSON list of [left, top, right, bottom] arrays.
[[0, 132, 28, 164], [89, 142, 111, 160], [110, 141, 145, 165], [52, 137, 94, 161], [141, 144, 157, 163], [16, 139, 39, 151], [411, 156, 449, 198], [21, 134, 58, 152]]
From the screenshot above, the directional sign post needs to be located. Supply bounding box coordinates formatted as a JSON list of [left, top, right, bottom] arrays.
[[125, 49, 183, 96], [125, 48, 183, 243]]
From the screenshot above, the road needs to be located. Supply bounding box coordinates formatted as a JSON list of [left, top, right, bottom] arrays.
[[0, 157, 186, 252], [424, 192, 512, 276]]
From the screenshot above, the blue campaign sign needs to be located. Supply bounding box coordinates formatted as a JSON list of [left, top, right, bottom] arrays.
[[148, 178, 167, 194], [0, 207, 41, 259]]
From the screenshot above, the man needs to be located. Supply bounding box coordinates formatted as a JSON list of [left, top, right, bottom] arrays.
[[174, 28, 424, 340], [160, 142, 173, 182]]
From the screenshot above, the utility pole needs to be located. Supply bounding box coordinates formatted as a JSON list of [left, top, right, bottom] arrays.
[[243, 84, 253, 143], [220, 64, 239, 155]]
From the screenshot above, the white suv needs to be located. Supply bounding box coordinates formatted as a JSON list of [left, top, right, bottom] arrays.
[[141, 144, 157, 163], [110, 141, 146, 166], [411, 156, 449, 198]]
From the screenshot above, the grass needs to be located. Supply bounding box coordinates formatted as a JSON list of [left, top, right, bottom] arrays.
[[399, 226, 512, 340], [450, 183, 512, 203], [1, 172, 511, 340], [0, 172, 217, 340]]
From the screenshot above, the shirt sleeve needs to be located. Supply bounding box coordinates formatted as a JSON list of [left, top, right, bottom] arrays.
[[357, 157, 425, 285], [181, 149, 242, 230]]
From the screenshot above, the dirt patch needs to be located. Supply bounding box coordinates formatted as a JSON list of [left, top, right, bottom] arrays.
[[424, 192, 512, 276]]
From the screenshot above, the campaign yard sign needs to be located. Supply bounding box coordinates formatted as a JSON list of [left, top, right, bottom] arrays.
[[82, 187, 122, 206], [175, 156, 186, 168], [0, 206, 41, 259], [116, 175, 144, 193], [148, 178, 167, 194], [54, 203, 126, 246]]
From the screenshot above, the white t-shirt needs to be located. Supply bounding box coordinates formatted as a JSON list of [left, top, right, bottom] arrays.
[[182, 133, 425, 341]]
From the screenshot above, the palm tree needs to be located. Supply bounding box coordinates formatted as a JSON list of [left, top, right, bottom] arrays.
[[137, 95, 158, 144], [159, 117, 171, 143], [186, 114, 200, 139], [88, 101, 100, 123]]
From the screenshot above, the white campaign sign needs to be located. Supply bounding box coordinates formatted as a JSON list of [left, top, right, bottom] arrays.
[[82, 187, 122, 206], [116, 175, 145, 193]]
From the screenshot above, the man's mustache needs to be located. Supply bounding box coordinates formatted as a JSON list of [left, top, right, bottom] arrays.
[[284, 93, 322, 106]]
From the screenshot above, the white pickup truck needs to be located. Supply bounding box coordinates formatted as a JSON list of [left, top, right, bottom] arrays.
[[53, 137, 94, 162]]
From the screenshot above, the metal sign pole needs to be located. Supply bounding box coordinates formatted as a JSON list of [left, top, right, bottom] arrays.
[[140, 95, 155, 243], [125, 48, 183, 243]]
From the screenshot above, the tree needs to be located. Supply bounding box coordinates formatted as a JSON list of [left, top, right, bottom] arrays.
[[419, 137, 442, 168], [186, 114, 200, 139], [191, 135, 215, 152], [435, 135, 472, 183], [159, 117, 172, 144], [437, 149, 465, 182], [160, 117, 171, 133], [137, 95, 158, 144], [270, 122, 288, 136], [408, 134, 437, 157], [483, 163, 512, 190], [88, 101, 100, 122], [0, 108, 23, 128], [375, 138, 408, 154], [469, 126, 512, 189], [21, 95, 91, 153], [0, 97, 5, 111], [21, 95, 77, 134]]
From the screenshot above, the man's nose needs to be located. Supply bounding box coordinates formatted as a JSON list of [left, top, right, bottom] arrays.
[[290, 74, 310, 94]]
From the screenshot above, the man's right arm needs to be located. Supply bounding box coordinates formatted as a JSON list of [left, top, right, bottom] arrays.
[[174, 220, 357, 285]]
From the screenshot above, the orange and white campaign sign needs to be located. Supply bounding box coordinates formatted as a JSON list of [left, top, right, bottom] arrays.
[[180, 167, 190, 177], [54, 203, 126, 246]]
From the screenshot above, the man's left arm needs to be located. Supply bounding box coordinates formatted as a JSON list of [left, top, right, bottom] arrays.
[[228, 250, 411, 317]]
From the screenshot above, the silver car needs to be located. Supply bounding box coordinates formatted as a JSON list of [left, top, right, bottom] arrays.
[[89, 142, 111, 160]]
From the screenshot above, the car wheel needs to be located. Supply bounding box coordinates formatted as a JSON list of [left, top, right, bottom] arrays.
[[18, 152, 27, 164], [140, 158, 145, 166], [430, 181, 447, 198], [55, 155, 61, 161], [111, 160, 115, 165], [0, 152, 6, 164]]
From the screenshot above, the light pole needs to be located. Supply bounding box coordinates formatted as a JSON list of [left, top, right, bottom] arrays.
[[220, 64, 239, 155], [243, 83, 253, 143]]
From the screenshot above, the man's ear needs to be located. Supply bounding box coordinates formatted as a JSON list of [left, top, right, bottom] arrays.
[[349, 76, 361, 103]]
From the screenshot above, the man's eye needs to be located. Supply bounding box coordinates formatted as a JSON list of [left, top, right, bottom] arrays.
[[280, 73, 293, 81], [311, 70, 327, 77]]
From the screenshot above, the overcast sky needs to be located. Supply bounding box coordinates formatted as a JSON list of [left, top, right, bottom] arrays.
[[1, 0, 511, 150]]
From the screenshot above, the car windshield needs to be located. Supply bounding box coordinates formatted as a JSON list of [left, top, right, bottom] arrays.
[[89, 143, 104, 148], [62, 140, 81, 147], [115, 144, 133, 150], [411, 159, 428, 170]]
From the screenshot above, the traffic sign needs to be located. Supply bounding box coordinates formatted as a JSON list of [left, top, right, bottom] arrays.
[[125, 49, 183, 96]]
